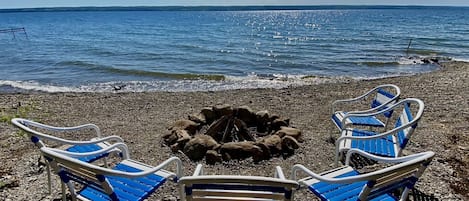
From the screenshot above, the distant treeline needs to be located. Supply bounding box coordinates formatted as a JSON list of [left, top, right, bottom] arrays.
[[0, 5, 466, 13]]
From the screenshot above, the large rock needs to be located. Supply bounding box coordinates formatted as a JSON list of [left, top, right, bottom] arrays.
[[162, 131, 178, 145], [253, 143, 271, 162], [205, 150, 223, 165], [257, 135, 282, 155], [169, 119, 199, 135], [236, 106, 257, 126], [163, 129, 191, 146], [271, 118, 290, 132], [188, 113, 206, 124], [199, 134, 220, 150], [183, 135, 220, 161], [282, 135, 300, 157], [201, 107, 216, 124], [275, 126, 303, 142], [220, 141, 262, 161], [256, 110, 270, 133], [213, 104, 233, 117], [256, 110, 270, 123]]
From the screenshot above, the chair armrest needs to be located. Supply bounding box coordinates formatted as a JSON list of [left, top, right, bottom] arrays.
[[65, 135, 124, 145], [331, 87, 379, 113], [331, 84, 400, 114], [12, 118, 124, 145], [292, 151, 434, 185], [43, 134, 124, 146], [47, 142, 130, 159], [335, 129, 398, 147], [42, 145, 184, 179], [344, 148, 434, 165], [291, 164, 369, 184], [99, 157, 183, 179], [12, 118, 102, 137], [340, 106, 394, 128], [336, 114, 419, 143]]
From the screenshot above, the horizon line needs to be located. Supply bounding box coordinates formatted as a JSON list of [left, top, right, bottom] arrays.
[[1, 5, 468, 12]]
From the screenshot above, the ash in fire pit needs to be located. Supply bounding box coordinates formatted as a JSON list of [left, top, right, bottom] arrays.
[[163, 104, 303, 164]]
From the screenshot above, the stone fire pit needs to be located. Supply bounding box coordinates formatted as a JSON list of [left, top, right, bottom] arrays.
[[163, 104, 302, 164]]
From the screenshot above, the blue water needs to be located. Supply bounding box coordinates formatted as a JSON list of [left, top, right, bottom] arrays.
[[0, 6, 468, 92]]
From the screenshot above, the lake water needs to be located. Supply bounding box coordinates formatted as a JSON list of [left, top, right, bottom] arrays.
[[0, 6, 468, 92]]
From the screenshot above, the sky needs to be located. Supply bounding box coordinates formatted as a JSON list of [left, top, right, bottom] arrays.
[[1, 0, 468, 9]]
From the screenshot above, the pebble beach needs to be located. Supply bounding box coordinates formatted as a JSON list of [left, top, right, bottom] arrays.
[[0, 61, 468, 200]]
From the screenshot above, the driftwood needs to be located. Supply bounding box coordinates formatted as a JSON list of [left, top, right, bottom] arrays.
[[234, 118, 254, 141], [205, 115, 230, 140]]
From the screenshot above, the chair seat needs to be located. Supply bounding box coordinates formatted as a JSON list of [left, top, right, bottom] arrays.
[[78, 160, 167, 201], [340, 129, 397, 157], [307, 167, 397, 201], [332, 112, 385, 129], [66, 143, 109, 162]]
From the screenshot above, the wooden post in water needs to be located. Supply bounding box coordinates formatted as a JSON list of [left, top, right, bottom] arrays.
[[406, 38, 413, 57]]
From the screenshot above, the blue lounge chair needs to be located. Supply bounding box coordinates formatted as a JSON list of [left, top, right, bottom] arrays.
[[40, 143, 183, 201], [331, 84, 401, 134], [335, 98, 424, 165], [179, 164, 299, 201], [292, 149, 434, 201], [11, 118, 124, 194]]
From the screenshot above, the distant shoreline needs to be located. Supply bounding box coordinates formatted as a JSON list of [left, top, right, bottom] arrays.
[[1, 5, 468, 13]]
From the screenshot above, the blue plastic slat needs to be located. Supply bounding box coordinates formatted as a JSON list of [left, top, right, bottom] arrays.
[[350, 129, 397, 157], [332, 113, 385, 129], [404, 103, 413, 123], [78, 162, 167, 201], [347, 116, 385, 127], [311, 170, 358, 189], [309, 169, 400, 201], [332, 114, 343, 128], [106, 184, 139, 201], [327, 183, 366, 201], [309, 170, 367, 201], [377, 89, 396, 99], [114, 164, 165, 183], [369, 194, 397, 201], [107, 179, 145, 200], [80, 187, 111, 201], [108, 176, 152, 193], [66, 144, 104, 162]]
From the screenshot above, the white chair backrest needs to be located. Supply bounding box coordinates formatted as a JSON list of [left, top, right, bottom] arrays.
[[180, 165, 299, 201], [292, 149, 434, 201], [391, 98, 424, 155], [180, 176, 299, 201], [345, 150, 434, 200], [372, 87, 400, 118]]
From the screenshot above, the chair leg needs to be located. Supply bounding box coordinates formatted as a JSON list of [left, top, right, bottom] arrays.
[[46, 163, 52, 195], [65, 181, 77, 201], [61, 181, 67, 201], [179, 184, 186, 201], [400, 187, 411, 201], [334, 149, 341, 166], [103, 157, 108, 168]]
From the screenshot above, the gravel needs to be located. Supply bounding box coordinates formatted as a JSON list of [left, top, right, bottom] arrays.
[[0, 61, 468, 200]]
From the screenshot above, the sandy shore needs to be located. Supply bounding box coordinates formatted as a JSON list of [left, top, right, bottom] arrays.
[[1, 61, 468, 200]]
